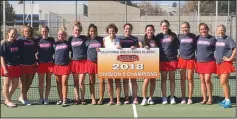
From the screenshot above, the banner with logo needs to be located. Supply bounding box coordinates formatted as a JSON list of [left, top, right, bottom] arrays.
[[98, 48, 160, 79]]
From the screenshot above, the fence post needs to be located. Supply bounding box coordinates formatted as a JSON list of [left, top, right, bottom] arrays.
[[48, 13, 50, 36], [3, 1, 6, 40]]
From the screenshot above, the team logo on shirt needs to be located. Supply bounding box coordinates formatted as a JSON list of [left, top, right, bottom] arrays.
[[161, 38, 172, 43], [216, 42, 225, 47], [149, 40, 156, 48], [40, 43, 52, 48], [121, 40, 134, 43], [24, 42, 34, 46], [56, 45, 68, 50], [71, 41, 83, 46], [89, 43, 101, 48], [181, 38, 193, 43], [10, 47, 19, 52], [150, 43, 156, 48], [117, 55, 139, 62], [197, 41, 210, 45]]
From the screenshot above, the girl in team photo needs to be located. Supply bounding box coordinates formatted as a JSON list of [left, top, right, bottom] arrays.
[[120, 23, 138, 104], [139, 24, 157, 106], [156, 20, 179, 105], [36, 26, 55, 105], [17, 25, 37, 106], [1, 28, 20, 107], [177, 22, 197, 104], [86, 24, 104, 105], [53, 27, 71, 107], [196, 23, 216, 105], [68, 21, 88, 105], [215, 24, 236, 108], [103, 23, 122, 105]]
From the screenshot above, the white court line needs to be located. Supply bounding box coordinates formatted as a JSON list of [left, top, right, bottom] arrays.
[[129, 79, 138, 118]]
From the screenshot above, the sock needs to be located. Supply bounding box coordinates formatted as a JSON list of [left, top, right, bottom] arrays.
[[225, 99, 230, 102]]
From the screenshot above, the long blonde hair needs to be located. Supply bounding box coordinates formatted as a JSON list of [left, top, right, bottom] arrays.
[[21, 25, 34, 39], [1, 27, 17, 45]]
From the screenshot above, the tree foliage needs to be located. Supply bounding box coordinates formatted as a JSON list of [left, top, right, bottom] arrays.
[[138, 1, 167, 16], [181, 1, 236, 16], [0, 1, 16, 26], [114, 0, 138, 8], [172, 2, 177, 7]]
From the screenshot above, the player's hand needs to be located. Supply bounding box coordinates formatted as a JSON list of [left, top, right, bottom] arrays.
[[96, 48, 101, 52], [144, 46, 150, 50], [177, 55, 180, 59], [222, 56, 232, 62], [116, 45, 122, 49], [3, 69, 8, 76], [34, 62, 38, 68], [131, 46, 136, 50]]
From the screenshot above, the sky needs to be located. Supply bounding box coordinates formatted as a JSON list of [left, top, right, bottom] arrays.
[[9, 1, 185, 6]]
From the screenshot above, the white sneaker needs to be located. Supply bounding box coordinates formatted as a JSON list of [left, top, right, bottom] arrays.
[[148, 98, 154, 105], [170, 97, 176, 105], [24, 100, 32, 106], [62, 101, 68, 107], [162, 97, 168, 105], [38, 98, 44, 105], [181, 98, 186, 104], [141, 99, 148, 106], [56, 100, 63, 105], [18, 97, 25, 104], [44, 99, 49, 105], [187, 99, 193, 104]]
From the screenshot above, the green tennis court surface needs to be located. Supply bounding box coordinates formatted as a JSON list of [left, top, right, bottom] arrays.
[[1, 103, 236, 117], [1, 70, 236, 117]]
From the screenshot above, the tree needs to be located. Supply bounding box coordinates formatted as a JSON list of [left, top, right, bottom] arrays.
[[181, 1, 236, 16], [0, 1, 16, 26], [18, 0, 23, 4], [138, 1, 167, 16], [114, 0, 138, 8], [172, 2, 177, 7]]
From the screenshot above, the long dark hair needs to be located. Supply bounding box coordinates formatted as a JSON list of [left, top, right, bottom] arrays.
[[144, 24, 155, 47], [87, 24, 98, 38]]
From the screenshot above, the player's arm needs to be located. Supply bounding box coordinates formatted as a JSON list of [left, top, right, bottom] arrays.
[[0, 45, 7, 75]]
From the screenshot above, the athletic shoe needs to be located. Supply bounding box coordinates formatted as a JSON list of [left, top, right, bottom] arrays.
[[141, 99, 148, 106], [56, 100, 63, 105], [224, 101, 232, 108], [18, 97, 25, 104], [219, 100, 226, 106], [133, 98, 138, 105], [181, 98, 186, 104], [38, 98, 44, 105], [44, 99, 49, 105], [62, 102, 68, 107], [24, 100, 32, 106], [162, 97, 168, 105], [170, 97, 176, 105], [187, 99, 193, 104], [124, 97, 129, 104], [148, 98, 154, 105], [124, 100, 129, 104]]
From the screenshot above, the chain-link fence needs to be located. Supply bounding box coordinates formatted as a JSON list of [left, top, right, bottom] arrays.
[[45, 12, 63, 38], [1, 1, 236, 40]]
